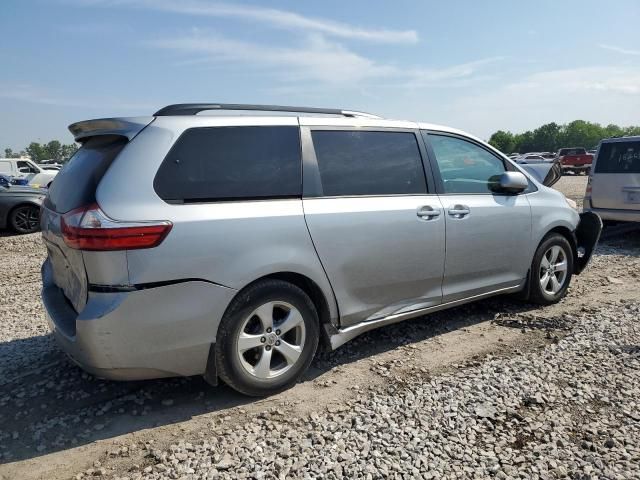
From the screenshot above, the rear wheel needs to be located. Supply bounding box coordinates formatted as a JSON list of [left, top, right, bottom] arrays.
[[529, 234, 573, 305], [215, 279, 319, 396], [10, 205, 40, 234]]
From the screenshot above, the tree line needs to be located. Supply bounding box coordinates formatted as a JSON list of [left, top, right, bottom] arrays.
[[3, 141, 78, 163], [488, 120, 640, 155]]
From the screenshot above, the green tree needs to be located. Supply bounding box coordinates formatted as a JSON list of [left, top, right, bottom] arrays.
[[25, 142, 47, 162], [488, 130, 516, 153], [44, 140, 62, 161], [60, 143, 78, 162], [531, 122, 561, 152], [489, 120, 640, 154]]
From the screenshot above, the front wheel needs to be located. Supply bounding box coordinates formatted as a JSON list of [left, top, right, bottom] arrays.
[[214, 279, 319, 396], [10, 205, 41, 234], [528, 234, 574, 305]]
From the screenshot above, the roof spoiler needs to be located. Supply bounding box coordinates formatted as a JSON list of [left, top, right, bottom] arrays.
[[68, 117, 155, 143]]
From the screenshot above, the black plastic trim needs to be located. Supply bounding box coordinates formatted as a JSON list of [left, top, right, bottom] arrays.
[[89, 278, 231, 293], [574, 212, 603, 274]]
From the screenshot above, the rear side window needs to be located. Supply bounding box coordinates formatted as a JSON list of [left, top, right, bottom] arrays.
[[310, 130, 426, 196], [154, 126, 301, 202], [46, 135, 126, 213], [595, 141, 640, 173]]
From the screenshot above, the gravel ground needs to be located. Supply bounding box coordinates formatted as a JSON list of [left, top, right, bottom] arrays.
[[130, 302, 640, 480], [553, 176, 588, 210], [2, 175, 640, 480]]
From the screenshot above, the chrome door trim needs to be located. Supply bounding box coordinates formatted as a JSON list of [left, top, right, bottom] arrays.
[[327, 283, 524, 350]]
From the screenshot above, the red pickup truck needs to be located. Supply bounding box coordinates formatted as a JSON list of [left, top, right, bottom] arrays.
[[556, 147, 593, 175]]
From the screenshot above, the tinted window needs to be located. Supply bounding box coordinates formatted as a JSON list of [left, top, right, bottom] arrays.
[[154, 126, 301, 202], [428, 134, 506, 194], [46, 135, 126, 213], [559, 148, 586, 156], [17, 161, 37, 174], [595, 141, 640, 173], [311, 130, 426, 196]]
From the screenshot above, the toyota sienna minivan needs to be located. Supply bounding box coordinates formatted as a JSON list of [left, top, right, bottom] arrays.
[[41, 104, 602, 396]]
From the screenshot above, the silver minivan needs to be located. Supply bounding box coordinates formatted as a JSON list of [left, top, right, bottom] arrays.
[[41, 104, 601, 396], [584, 136, 640, 222]]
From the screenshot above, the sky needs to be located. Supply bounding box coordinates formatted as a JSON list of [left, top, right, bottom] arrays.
[[1, 0, 639, 150]]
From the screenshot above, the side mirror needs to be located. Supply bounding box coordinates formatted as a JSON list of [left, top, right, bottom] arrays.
[[18, 167, 30, 174], [498, 171, 528, 193]]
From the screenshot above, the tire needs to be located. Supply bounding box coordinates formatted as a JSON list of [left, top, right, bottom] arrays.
[[214, 279, 319, 396], [10, 205, 41, 234], [528, 233, 574, 305]]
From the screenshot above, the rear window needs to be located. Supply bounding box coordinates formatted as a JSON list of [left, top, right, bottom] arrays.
[[559, 148, 586, 156], [595, 141, 640, 174], [45, 135, 127, 213], [311, 130, 426, 196], [154, 126, 301, 202]]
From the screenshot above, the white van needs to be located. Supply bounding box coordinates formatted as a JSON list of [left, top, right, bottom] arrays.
[[0, 158, 58, 187], [584, 137, 640, 222]]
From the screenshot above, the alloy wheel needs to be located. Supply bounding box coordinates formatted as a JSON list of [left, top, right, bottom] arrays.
[[539, 245, 568, 295], [12, 206, 40, 234], [236, 301, 306, 380]]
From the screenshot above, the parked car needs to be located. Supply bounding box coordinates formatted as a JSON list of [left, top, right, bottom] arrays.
[[0, 174, 29, 186], [515, 154, 551, 164], [556, 148, 593, 175], [0, 158, 58, 187], [0, 182, 46, 234], [584, 136, 640, 222], [40, 103, 602, 396]]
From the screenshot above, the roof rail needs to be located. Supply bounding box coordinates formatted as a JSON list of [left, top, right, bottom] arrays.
[[153, 103, 382, 119]]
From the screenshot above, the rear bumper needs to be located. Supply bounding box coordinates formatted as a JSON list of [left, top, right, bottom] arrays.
[[41, 259, 237, 380], [583, 204, 640, 223]]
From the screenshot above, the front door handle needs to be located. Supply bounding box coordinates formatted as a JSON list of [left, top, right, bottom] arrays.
[[417, 205, 441, 219], [448, 205, 470, 218]]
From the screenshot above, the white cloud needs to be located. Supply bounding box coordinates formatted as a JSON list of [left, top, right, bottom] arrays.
[[598, 44, 640, 56], [149, 31, 498, 87], [74, 0, 418, 44], [440, 66, 640, 138]]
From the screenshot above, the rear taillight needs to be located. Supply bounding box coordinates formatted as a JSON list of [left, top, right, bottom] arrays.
[[585, 175, 592, 195], [61, 204, 172, 251]]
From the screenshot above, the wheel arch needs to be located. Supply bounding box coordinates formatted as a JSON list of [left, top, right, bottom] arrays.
[[238, 272, 334, 329], [543, 225, 578, 270], [518, 225, 578, 302], [206, 272, 333, 391]]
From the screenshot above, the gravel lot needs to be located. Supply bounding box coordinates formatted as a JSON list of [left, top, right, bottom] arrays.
[[1, 176, 640, 480]]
